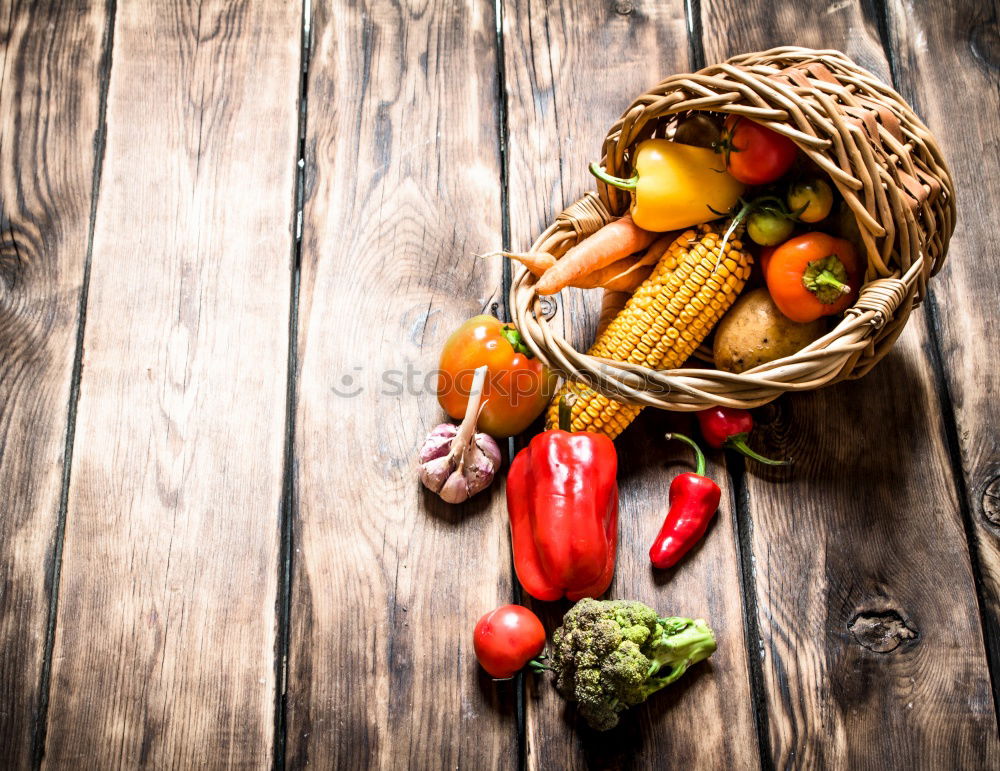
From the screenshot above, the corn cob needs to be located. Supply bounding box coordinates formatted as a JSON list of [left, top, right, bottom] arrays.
[[545, 223, 753, 438]]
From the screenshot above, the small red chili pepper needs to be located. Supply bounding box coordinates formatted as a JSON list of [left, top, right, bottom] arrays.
[[696, 406, 789, 466], [650, 433, 722, 570]]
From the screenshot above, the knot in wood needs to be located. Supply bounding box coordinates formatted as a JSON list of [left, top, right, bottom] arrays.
[[849, 610, 918, 653], [982, 476, 1000, 526], [613, 0, 634, 15]]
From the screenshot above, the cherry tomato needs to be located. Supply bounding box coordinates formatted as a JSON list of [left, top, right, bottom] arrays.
[[722, 116, 798, 185], [437, 315, 557, 438], [787, 178, 834, 223], [747, 209, 794, 246], [473, 605, 546, 679]]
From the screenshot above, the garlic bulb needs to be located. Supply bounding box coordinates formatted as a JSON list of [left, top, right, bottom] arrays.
[[419, 365, 501, 503]]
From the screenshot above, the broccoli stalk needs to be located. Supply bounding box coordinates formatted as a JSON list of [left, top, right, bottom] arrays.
[[643, 616, 717, 688], [547, 599, 717, 731]]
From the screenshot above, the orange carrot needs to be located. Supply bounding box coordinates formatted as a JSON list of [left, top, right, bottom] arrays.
[[497, 251, 556, 277], [502, 250, 651, 291], [535, 214, 657, 295], [580, 248, 659, 291]]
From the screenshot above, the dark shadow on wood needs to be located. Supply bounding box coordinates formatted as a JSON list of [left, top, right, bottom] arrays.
[[419, 479, 505, 526]]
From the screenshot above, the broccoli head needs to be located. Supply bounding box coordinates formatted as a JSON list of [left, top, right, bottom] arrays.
[[548, 598, 717, 731]]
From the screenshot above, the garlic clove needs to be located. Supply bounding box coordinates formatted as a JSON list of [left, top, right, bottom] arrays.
[[438, 472, 470, 504], [419, 424, 458, 463], [475, 433, 502, 469], [465, 437, 501, 497], [418, 454, 454, 494]]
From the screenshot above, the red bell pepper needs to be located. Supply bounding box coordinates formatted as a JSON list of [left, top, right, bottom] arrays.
[[649, 433, 721, 570], [507, 399, 618, 602], [696, 406, 789, 465]]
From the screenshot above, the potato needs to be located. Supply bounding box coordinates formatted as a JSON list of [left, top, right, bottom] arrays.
[[713, 288, 826, 373]]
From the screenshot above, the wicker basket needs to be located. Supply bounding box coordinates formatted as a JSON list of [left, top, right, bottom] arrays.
[[510, 47, 954, 411]]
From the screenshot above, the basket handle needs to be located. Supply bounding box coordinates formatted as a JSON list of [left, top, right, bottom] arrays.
[[848, 255, 923, 332]]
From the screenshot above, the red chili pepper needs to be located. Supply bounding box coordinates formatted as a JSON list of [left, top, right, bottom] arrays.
[[696, 406, 789, 466], [507, 398, 619, 601], [649, 433, 721, 570]]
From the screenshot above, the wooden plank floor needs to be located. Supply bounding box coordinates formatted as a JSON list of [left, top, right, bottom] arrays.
[[0, 0, 996, 768]]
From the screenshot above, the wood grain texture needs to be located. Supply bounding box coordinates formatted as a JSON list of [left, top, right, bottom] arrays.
[[698, 1, 1000, 766], [503, 1, 759, 767], [0, 2, 108, 766], [883, 0, 1000, 710], [41, 2, 301, 766], [285, 0, 515, 767]]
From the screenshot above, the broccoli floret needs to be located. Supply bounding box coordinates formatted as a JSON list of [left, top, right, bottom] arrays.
[[549, 598, 717, 731]]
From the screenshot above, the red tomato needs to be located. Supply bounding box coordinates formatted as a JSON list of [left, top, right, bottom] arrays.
[[722, 116, 798, 185], [473, 605, 546, 679], [437, 315, 557, 438]]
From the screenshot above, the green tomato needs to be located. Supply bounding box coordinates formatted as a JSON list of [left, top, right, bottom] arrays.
[[788, 178, 834, 223], [747, 210, 794, 246]]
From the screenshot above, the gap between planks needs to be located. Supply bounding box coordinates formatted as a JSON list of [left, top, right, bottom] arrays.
[[273, 0, 314, 769], [491, 1, 527, 768], [685, 1, 773, 766], [31, 1, 119, 766]]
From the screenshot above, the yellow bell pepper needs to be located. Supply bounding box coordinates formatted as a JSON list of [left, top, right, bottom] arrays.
[[590, 139, 745, 232]]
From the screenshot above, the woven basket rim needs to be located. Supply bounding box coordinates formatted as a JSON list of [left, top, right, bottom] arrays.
[[509, 46, 955, 411]]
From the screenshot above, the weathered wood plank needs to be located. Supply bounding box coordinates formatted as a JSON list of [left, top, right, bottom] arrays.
[[41, 2, 301, 766], [698, 1, 1000, 766], [285, 1, 515, 767], [0, 2, 109, 766], [503, 1, 759, 767], [884, 0, 1000, 712]]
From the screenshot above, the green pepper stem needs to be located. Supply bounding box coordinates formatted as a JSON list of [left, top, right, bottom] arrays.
[[666, 432, 706, 477], [589, 162, 639, 191], [501, 325, 533, 356], [558, 394, 576, 432], [724, 434, 790, 466], [802, 255, 852, 304], [812, 270, 851, 295]]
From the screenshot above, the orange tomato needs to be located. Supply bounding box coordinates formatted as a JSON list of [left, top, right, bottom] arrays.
[[437, 315, 557, 438], [765, 233, 862, 323]]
